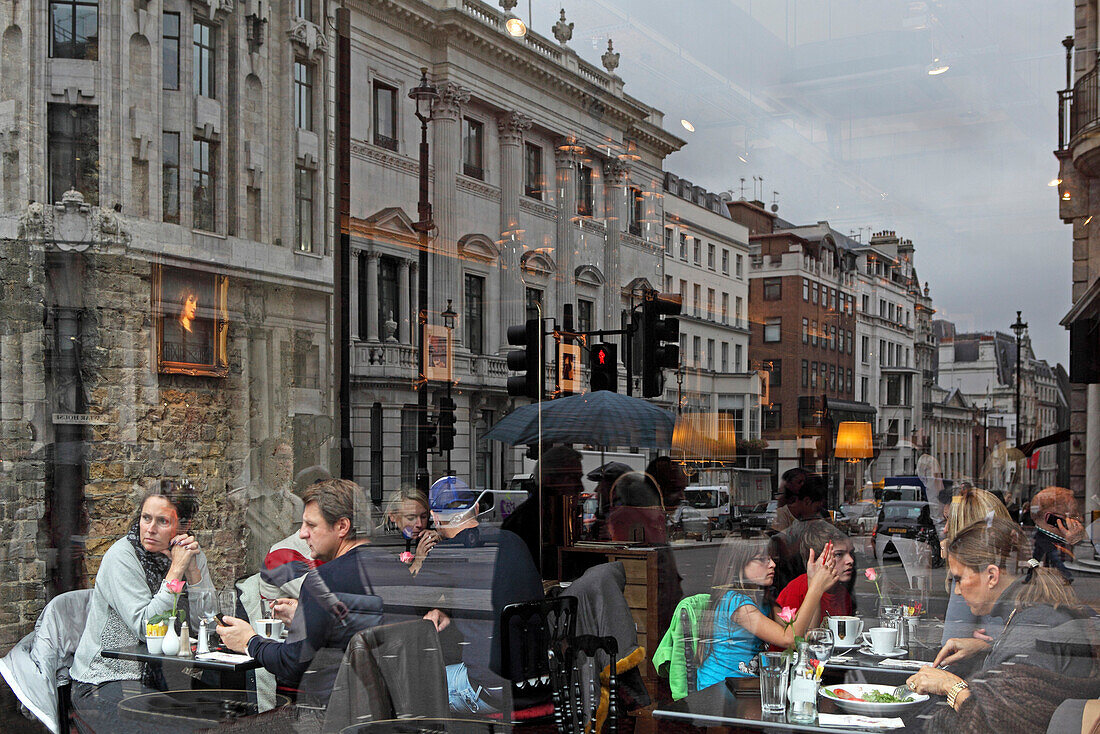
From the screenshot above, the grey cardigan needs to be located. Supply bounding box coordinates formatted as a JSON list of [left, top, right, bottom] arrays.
[[71, 536, 213, 685]]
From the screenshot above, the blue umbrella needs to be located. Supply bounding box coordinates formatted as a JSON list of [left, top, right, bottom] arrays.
[[482, 391, 675, 448]]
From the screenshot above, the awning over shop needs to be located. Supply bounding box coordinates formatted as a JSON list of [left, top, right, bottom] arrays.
[[1015, 429, 1070, 458]]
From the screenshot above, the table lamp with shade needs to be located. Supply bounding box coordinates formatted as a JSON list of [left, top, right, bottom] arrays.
[[834, 421, 873, 463]]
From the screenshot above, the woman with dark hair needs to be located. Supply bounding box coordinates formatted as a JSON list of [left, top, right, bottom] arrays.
[[70, 479, 214, 734], [906, 517, 1096, 728], [694, 537, 839, 689]]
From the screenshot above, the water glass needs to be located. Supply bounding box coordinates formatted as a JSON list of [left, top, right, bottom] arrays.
[[805, 627, 834, 665], [758, 651, 789, 715]]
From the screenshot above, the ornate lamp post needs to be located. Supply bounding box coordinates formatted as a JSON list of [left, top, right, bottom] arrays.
[[1010, 310, 1028, 495], [409, 68, 438, 491], [441, 299, 458, 477]]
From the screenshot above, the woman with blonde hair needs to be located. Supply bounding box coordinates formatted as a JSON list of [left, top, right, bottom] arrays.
[[908, 517, 1096, 733], [940, 484, 1014, 643], [383, 487, 437, 575]]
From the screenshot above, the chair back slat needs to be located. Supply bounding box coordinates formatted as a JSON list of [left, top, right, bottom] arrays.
[[501, 597, 578, 707], [547, 634, 619, 734], [680, 607, 697, 694]]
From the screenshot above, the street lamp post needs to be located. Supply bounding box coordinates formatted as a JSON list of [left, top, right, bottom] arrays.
[[441, 299, 458, 477], [410, 68, 438, 492], [1010, 310, 1028, 494]]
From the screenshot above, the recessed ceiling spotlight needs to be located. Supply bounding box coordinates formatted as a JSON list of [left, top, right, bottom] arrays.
[[505, 17, 527, 37], [680, 119, 695, 133]]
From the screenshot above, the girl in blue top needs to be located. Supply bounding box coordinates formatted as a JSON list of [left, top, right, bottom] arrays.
[[695, 536, 839, 689]]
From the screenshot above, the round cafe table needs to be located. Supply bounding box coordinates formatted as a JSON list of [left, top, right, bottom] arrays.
[[118, 688, 291, 729], [340, 717, 512, 733]]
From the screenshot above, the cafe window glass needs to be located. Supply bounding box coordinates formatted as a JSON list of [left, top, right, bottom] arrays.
[[51, 0, 98, 60], [48, 104, 99, 206]]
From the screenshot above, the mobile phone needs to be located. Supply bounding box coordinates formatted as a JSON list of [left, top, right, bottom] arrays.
[[1045, 512, 1066, 526], [214, 613, 227, 625]]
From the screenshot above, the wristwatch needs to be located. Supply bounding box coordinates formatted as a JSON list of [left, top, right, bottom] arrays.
[[946, 680, 969, 709]]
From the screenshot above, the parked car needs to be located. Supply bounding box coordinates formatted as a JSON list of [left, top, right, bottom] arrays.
[[742, 499, 778, 531], [873, 500, 942, 566]]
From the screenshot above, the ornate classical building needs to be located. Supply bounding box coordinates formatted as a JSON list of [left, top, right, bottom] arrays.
[[343, 0, 684, 498], [0, 0, 335, 645]]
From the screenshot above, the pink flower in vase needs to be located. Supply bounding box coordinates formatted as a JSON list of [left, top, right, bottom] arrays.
[[399, 551, 415, 564], [166, 578, 186, 594], [778, 606, 798, 626], [864, 568, 877, 582]]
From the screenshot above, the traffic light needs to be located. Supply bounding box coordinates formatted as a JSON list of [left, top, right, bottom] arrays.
[[640, 291, 682, 397], [419, 414, 437, 451], [506, 317, 543, 400], [438, 396, 456, 451], [590, 343, 618, 392]]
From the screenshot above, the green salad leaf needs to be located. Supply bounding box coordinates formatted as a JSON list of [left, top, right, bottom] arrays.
[[861, 690, 913, 703]]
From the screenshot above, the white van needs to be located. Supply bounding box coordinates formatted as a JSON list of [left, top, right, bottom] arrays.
[[682, 485, 735, 527]]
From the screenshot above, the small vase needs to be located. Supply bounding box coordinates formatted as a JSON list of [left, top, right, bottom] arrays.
[[161, 617, 180, 656]]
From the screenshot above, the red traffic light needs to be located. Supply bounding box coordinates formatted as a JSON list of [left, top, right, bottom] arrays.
[[596, 348, 607, 365]]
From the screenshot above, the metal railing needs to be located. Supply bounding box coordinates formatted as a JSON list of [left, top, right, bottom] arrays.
[[1069, 66, 1098, 145]]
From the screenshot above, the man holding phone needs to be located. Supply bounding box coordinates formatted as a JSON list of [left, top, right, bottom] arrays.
[[1031, 486, 1086, 583]]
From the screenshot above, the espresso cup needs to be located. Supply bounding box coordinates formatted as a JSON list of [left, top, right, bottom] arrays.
[[254, 618, 284, 639], [861, 626, 898, 655], [827, 615, 863, 645]]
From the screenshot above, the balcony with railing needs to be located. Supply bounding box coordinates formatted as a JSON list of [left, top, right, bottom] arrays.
[[1059, 40, 1100, 177]]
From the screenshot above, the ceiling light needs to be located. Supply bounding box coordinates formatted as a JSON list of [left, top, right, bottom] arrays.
[[680, 119, 695, 133], [505, 17, 527, 37], [1063, 191, 1072, 200], [738, 154, 748, 163], [927, 63, 949, 75], [1048, 178, 1062, 187]]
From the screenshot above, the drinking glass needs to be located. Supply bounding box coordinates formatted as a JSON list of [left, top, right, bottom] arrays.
[[758, 652, 789, 715], [805, 627, 834, 665], [218, 589, 238, 620], [190, 588, 216, 651]]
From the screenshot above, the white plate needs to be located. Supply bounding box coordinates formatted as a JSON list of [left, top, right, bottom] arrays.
[[820, 683, 928, 716], [858, 645, 907, 658]]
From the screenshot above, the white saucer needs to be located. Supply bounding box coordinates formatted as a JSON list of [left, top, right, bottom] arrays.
[[834, 639, 862, 650], [859, 645, 907, 658]]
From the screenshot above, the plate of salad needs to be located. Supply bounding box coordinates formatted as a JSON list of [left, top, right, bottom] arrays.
[[820, 683, 929, 716]]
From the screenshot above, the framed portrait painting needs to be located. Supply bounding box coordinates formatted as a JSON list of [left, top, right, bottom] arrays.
[[154, 264, 229, 377]]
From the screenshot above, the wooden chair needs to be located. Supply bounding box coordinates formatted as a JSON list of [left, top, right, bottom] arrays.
[[548, 634, 619, 734], [500, 596, 578, 722]]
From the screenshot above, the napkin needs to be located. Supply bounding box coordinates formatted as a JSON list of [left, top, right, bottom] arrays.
[[195, 652, 253, 664], [817, 713, 905, 729], [876, 659, 933, 669]]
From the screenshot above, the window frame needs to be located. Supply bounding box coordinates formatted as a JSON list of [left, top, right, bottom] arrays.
[[372, 80, 398, 151], [294, 61, 314, 131], [50, 0, 99, 60], [577, 164, 594, 216], [162, 131, 180, 223], [163, 12, 181, 90], [762, 277, 782, 301], [193, 20, 216, 99], [462, 116, 485, 180], [295, 165, 314, 252], [763, 317, 781, 343], [48, 103, 99, 206], [192, 136, 216, 232], [524, 141, 543, 200], [464, 273, 486, 354]]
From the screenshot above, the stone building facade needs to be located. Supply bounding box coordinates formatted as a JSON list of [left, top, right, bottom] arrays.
[[0, 0, 335, 646], [659, 175, 762, 468], [344, 0, 683, 497]]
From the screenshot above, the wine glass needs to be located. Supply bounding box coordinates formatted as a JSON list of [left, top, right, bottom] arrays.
[[805, 627, 835, 666], [190, 588, 216, 650]]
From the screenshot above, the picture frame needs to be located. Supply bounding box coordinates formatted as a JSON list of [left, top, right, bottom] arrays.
[[424, 323, 453, 382], [154, 264, 229, 377]]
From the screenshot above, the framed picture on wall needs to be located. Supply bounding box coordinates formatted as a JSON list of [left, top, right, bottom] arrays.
[[424, 324, 453, 383], [558, 342, 581, 395], [154, 264, 229, 377]]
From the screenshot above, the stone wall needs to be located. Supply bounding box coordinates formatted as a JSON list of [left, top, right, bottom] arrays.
[[0, 238, 48, 649]]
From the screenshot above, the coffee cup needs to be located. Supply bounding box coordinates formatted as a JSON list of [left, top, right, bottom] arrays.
[[827, 615, 863, 645], [861, 626, 898, 655], [254, 618, 284, 639]]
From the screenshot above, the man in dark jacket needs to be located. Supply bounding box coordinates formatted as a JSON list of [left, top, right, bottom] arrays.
[[418, 476, 544, 714]]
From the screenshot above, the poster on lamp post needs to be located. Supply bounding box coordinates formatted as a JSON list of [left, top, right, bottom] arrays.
[[558, 343, 581, 395], [424, 324, 453, 383]]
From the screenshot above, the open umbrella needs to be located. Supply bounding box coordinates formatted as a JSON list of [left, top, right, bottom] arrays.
[[482, 391, 675, 449]]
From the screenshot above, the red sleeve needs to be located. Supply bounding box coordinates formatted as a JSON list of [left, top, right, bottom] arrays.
[[775, 573, 809, 611]]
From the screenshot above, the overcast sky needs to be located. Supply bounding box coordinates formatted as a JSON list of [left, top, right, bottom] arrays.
[[530, 0, 1073, 364]]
